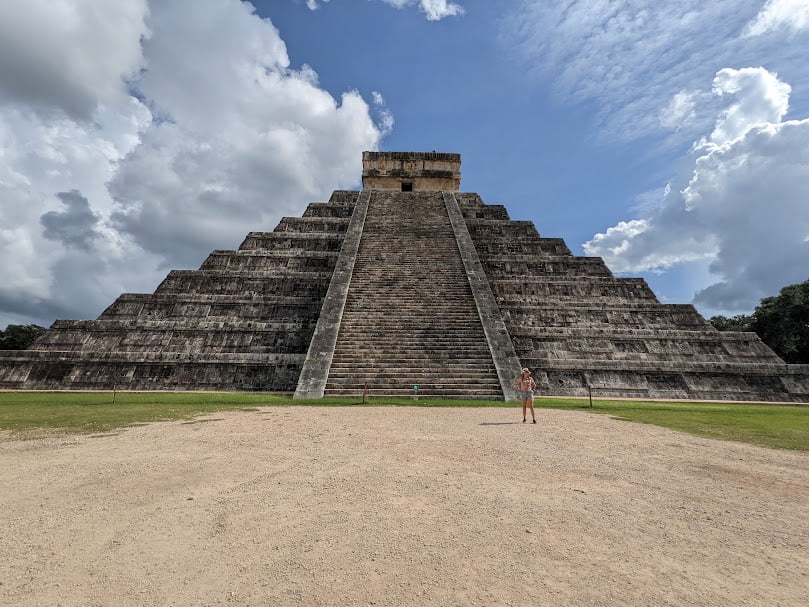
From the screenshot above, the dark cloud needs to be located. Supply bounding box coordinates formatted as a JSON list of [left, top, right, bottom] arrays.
[[40, 190, 101, 251], [0, 291, 77, 329], [0, 0, 382, 329], [585, 68, 809, 314], [0, 248, 122, 327], [0, 61, 96, 120], [0, 2, 148, 119]]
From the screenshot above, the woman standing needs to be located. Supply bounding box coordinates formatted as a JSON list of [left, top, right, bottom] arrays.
[[515, 368, 537, 424]]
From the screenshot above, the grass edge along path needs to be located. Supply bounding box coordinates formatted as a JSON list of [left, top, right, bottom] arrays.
[[0, 391, 807, 451]]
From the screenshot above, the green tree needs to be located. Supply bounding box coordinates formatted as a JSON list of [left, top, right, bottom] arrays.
[[750, 279, 809, 364], [0, 324, 47, 350], [708, 314, 754, 332], [710, 279, 809, 364]]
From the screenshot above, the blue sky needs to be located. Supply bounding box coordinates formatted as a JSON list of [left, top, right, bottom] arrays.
[[267, 1, 658, 249], [0, 0, 808, 328]]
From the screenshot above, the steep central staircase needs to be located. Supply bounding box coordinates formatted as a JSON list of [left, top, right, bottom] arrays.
[[324, 191, 503, 398]]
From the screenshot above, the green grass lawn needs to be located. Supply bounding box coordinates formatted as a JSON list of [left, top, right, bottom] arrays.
[[0, 391, 279, 434], [535, 398, 809, 452], [0, 391, 807, 451]]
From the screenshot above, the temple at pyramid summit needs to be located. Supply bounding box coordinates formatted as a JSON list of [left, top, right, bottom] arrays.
[[1, 151, 808, 401]]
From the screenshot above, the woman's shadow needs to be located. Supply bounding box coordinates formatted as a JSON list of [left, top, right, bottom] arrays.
[[479, 422, 521, 425]]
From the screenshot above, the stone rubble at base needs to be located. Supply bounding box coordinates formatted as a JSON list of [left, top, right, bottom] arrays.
[[1, 152, 807, 401]]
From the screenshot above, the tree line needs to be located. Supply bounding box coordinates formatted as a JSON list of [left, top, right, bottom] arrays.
[[709, 278, 809, 364], [0, 324, 47, 350]]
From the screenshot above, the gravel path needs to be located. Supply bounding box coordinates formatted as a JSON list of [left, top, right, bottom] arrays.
[[1, 406, 808, 606]]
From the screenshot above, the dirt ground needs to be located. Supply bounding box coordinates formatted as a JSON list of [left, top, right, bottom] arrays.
[[1, 406, 808, 607]]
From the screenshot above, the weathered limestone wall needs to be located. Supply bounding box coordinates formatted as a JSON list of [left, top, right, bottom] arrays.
[[295, 191, 371, 398], [362, 151, 461, 191], [2, 148, 807, 402], [456, 192, 809, 402], [0, 191, 362, 391], [314, 190, 504, 398], [442, 192, 521, 400], [362, 175, 460, 192]]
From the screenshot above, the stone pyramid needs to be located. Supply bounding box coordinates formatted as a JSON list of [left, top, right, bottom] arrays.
[[1, 152, 808, 401]]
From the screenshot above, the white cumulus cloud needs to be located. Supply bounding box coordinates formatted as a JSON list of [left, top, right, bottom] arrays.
[[584, 67, 809, 313], [502, 1, 809, 142], [305, 0, 464, 21], [409, 0, 464, 21], [110, 0, 382, 267], [0, 98, 155, 324], [371, 91, 394, 135], [745, 0, 809, 36], [0, 0, 149, 119], [660, 90, 700, 130], [707, 66, 791, 144], [0, 0, 388, 328]]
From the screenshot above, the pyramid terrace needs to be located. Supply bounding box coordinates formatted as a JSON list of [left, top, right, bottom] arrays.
[[1, 151, 807, 402]]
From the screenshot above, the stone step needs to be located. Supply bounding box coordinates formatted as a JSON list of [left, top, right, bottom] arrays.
[[324, 189, 503, 398], [336, 330, 487, 337], [339, 322, 481, 327], [520, 347, 781, 361], [207, 249, 340, 259], [352, 260, 463, 265], [327, 382, 500, 391], [273, 217, 350, 234], [239, 232, 345, 252], [340, 316, 479, 321], [354, 255, 464, 260], [324, 386, 503, 398], [331, 359, 494, 367], [492, 276, 650, 285], [511, 327, 771, 346], [347, 276, 470, 281], [334, 331, 487, 337], [343, 304, 477, 308], [345, 284, 472, 289], [326, 383, 503, 392], [0, 349, 304, 363], [338, 319, 485, 325], [338, 319, 482, 324], [522, 358, 809, 373], [163, 269, 334, 280], [329, 190, 361, 203], [509, 326, 743, 338], [342, 300, 474, 305], [330, 355, 493, 362], [346, 282, 470, 286], [332, 343, 491, 351], [334, 335, 490, 341], [50, 319, 314, 331], [331, 364, 494, 372], [340, 306, 478, 313], [333, 348, 493, 358], [105, 293, 327, 305], [33, 346, 306, 355], [499, 301, 698, 311], [332, 348, 490, 355], [344, 296, 472, 302], [335, 329, 487, 336], [334, 341, 489, 347], [328, 359, 496, 366], [327, 373, 501, 383]]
